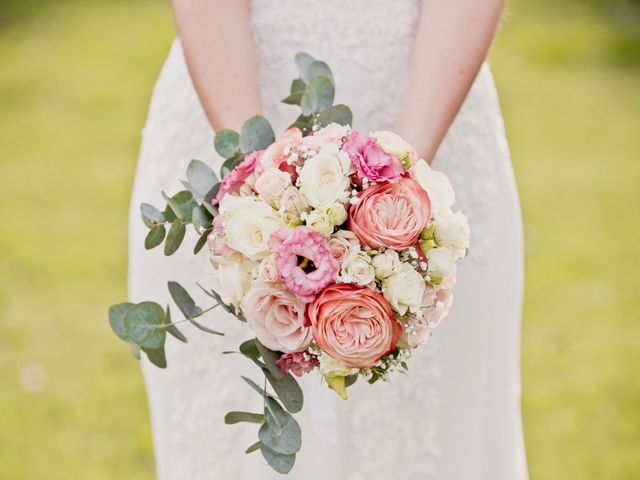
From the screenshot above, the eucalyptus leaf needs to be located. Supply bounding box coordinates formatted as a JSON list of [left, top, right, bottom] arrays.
[[259, 397, 301, 455], [303, 60, 334, 84], [144, 224, 166, 250], [163, 306, 187, 343], [186, 316, 224, 336], [140, 203, 165, 227], [214, 129, 241, 158], [167, 281, 203, 318], [263, 368, 303, 413], [191, 205, 212, 233], [315, 104, 353, 127], [294, 52, 315, 77], [260, 443, 295, 475], [241, 376, 270, 397], [162, 190, 197, 222], [239, 338, 260, 360], [130, 343, 141, 360], [282, 78, 306, 105], [255, 340, 284, 380], [220, 155, 239, 179], [108, 303, 133, 342], [300, 76, 335, 115], [193, 229, 210, 255], [143, 345, 167, 368], [164, 221, 186, 256], [240, 115, 275, 153], [224, 411, 264, 425], [187, 159, 218, 198], [123, 302, 166, 349], [345, 373, 359, 388], [245, 441, 261, 454]]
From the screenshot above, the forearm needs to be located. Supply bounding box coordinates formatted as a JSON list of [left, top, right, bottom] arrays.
[[397, 0, 506, 163], [171, 0, 262, 131]]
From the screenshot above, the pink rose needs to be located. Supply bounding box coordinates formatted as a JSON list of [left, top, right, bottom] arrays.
[[327, 230, 360, 266], [301, 123, 349, 149], [344, 131, 404, 183], [279, 186, 307, 215], [213, 150, 261, 205], [348, 177, 431, 250], [241, 281, 312, 353], [275, 351, 320, 377], [257, 255, 279, 283], [421, 277, 454, 328], [255, 168, 291, 203], [256, 127, 302, 178], [268, 227, 339, 303], [308, 283, 402, 368]]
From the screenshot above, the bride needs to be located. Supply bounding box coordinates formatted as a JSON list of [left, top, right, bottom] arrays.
[[128, 0, 528, 478]]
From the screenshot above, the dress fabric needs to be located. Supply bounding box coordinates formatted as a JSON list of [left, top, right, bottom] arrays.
[[128, 1, 528, 478]]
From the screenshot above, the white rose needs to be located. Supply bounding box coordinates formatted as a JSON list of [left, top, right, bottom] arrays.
[[382, 262, 426, 315], [210, 254, 256, 307], [426, 247, 457, 281], [298, 144, 351, 209], [344, 252, 376, 286], [319, 353, 356, 376], [220, 196, 284, 261], [326, 202, 348, 226], [371, 250, 401, 280], [255, 167, 291, 204], [305, 209, 334, 236], [433, 209, 470, 260], [370, 130, 415, 168], [410, 159, 455, 213]]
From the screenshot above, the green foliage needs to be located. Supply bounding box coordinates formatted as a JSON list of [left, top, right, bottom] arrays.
[[224, 411, 264, 425], [214, 129, 240, 158], [122, 302, 166, 350], [239, 115, 275, 153]]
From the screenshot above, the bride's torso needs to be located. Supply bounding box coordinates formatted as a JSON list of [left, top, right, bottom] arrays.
[[250, 0, 421, 133]]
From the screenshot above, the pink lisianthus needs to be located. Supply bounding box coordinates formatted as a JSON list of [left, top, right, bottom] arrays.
[[212, 150, 261, 205], [307, 283, 402, 368], [256, 127, 302, 179], [344, 131, 404, 183], [268, 227, 339, 303], [275, 351, 320, 377], [348, 177, 431, 250]]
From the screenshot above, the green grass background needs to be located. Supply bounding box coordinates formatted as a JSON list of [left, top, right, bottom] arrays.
[[0, 0, 638, 478]]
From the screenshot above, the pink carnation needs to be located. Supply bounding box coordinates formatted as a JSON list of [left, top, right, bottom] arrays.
[[344, 131, 404, 183], [212, 150, 261, 205], [275, 351, 319, 377], [268, 227, 339, 303]]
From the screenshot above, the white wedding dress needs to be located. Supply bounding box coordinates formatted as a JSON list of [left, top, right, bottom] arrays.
[[128, 1, 528, 478]]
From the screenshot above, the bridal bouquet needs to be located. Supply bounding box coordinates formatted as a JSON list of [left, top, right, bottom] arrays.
[[109, 53, 468, 474]]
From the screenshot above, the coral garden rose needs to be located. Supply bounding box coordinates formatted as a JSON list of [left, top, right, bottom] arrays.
[[241, 281, 312, 353], [344, 131, 404, 183], [307, 283, 402, 368], [213, 150, 261, 205], [268, 227, 340, 303], [348, 177, 431, 250]]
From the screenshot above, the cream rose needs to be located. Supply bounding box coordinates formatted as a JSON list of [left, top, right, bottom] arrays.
[[305, 209, 334, 236], [382, 262, 426, 315], [255, 167, 291, 204], [210, 254, 256, 307], [433, 209, 470, 260], [426, 247, 457, 281], [371, 250, 401, 280], [219, 196, 284, 261], [325, 202, 348, 226], [410, 159, 455, 213], [344, 251, 376, 286], [241, 281, 312, 353], [298, 144, 351, 208], [328, 230, 360, 267], [370, 130, 415, 168], [280, 186, 307, 216], [257, 254, 279, 283]]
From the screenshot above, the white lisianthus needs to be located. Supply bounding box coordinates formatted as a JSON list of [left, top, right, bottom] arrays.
[[410, 159, 455, 213], [219, 196, 284, 261], [254, 167, 291, 204], [382, 262, 426, 315], [298, 144, 351, 209], [325, 202, 348, 226], [371, 250, 401, 280], [370, 130, 415, 168], [319, 353, 357, 377], [426, 247, 457, 281], [210, 254, 257, 307], [305, 209, 334, 236], [433, 209, 470, 260], [344, 252, 376, 286]]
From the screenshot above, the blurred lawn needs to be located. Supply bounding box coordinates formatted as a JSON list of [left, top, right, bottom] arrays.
[[0, 0, 638, 479]]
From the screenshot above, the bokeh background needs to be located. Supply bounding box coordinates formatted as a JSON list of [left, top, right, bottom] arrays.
[[1, 0, 639, 478]]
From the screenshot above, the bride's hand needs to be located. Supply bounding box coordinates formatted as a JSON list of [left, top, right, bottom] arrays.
[[396, 0, 506, 164], [171, 0, 262, 131]]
